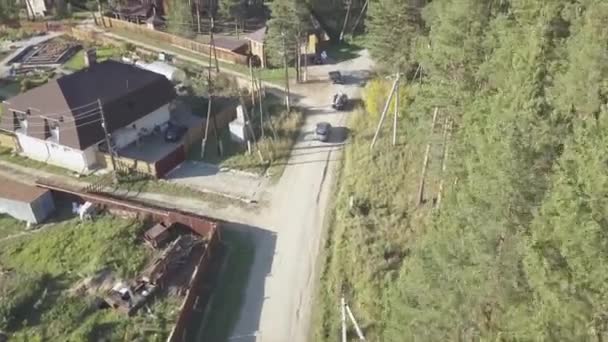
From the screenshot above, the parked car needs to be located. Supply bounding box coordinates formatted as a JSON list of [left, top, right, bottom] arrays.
[[315, 122, 332, 142], [329, 71, 343, 84], [332, 93, 348, 110], [164, 124, 187, 142]]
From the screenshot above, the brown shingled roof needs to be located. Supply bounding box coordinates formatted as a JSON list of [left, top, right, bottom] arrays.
[[0, 60, 176, 150], [0, 177, 49, 203]]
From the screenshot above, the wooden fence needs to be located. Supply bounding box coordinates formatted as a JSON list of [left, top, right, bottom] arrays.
[[96, 15, 249, 65], [0, 131, 20, 151], [96, 152, 157, 176]]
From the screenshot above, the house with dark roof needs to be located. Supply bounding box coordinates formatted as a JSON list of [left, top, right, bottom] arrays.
[[0, 59, 176, 173]]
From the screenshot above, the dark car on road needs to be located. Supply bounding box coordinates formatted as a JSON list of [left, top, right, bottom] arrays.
[[164, 124, 187, 143], [332, 93, 348, 110], [315, 122, 332, 142], [329, 71, 343, 84]]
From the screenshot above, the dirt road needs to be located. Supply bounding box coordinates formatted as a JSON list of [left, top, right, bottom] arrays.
[[230, 50, 374, 342]]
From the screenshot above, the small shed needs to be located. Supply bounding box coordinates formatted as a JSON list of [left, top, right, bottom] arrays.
[[134, 61, 185, 83], [0, 177, 55, 224], [144, 222, 172, 248]]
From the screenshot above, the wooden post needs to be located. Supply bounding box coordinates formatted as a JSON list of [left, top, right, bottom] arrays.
[[341, 297, 347, 342], [249, 58, 256, 107], [436, 118, 452, 208], [417, 107, 438, 205], [339, 0, 353, 41], [350, 0, 369, 36], [370, 74, 400, 150], [98, 99, 118, 184], [201, 96, 213, 159], [392, 81, 399, 146], [345, 304, 366, 341], [282, 32, 291, 112]]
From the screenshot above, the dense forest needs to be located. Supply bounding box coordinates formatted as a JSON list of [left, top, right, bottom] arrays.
[[318, 0, 608, 340]]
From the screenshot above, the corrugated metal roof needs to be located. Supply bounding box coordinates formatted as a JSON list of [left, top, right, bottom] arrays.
[[135, 61, 178, 81], [0, 177, 49, 203]]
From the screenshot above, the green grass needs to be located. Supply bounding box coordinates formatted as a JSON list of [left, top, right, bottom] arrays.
[[0, 146, 78, 177], [325, 36, 365, 63], [0, 214, 26, 240], [195, 230, 254, 341], [188, 97, 304, 179], [313, 105, 428, 341], [63, 45, 121, 71], [0, 213, 182, 341], [0, 146, 240, 206], [106, 27, 295, 83]]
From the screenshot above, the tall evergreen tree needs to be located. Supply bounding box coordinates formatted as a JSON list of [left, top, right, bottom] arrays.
[[366, 0, 425, 73], [265, 0, 309, 66], [166, 0, 194, 37]]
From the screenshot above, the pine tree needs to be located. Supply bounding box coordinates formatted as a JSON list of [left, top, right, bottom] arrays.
[[265, 0, 309, 66], [365, 0, 424, 73], [220, 0, 246, 37], [167, 0, 193, 37]]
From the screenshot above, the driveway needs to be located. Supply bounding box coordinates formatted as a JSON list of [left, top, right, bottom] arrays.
[[167, 161, 268, 203], [228, 49, 374, 342]]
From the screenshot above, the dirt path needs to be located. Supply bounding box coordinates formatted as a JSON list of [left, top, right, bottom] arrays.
[[0, 29, 373, 339], [229, 50, 374, 342]]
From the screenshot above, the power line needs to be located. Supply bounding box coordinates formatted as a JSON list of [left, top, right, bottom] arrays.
[[21, 100, 100, 118], [17, 119, 103, 134], [13, 110, 102, 127]]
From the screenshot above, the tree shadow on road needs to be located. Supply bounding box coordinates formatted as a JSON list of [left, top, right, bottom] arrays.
[[194, 223, 277, 342]]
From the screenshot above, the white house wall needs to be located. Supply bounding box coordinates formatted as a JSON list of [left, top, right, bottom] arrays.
[[16, 134, 97, 172], [112, 104, 170, 149], [0, 197, 37, 223]]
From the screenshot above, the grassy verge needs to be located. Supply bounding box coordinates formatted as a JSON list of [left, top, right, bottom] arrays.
[[325, 36, 365, 63], [0, 213, 182, 341], [188, 98, 304, 179], [0, 214, 26, 239], [105, 27, 295, 83], [195, 230, 254, 341], [63, 45, 121, 71], [0, 146, 78, 177], [0, 147, 240, 207], [312, 105, 428, 341]]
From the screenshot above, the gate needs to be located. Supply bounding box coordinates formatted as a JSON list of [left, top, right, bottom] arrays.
[[155, 144, 186, 178]]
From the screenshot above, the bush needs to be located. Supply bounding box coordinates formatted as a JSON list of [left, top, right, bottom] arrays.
[[0, 273, 48, 331]]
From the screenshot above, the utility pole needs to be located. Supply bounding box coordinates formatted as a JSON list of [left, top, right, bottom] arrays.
[[392, 80, 399, 146], [350, 0, 369, 36], [210, 16, 219, 73], [281, 31, 291, 112], [249, 58, 256, 106], [339, 0, 353, 42], [201, 16, 217, 159], [96, 0, 105, 27], [196, 1, 201, 34], [304, 43, 308, 82], [98, 99, 118, 184], [345, 304, 366, 341], [417, 107, 438, 205], [370, 73, 400, 150], [341, 297, 347, 342]]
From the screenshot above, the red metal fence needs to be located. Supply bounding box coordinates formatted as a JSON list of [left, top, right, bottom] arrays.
[[35, 179, 223, 340], [155, 145, 186, 179], [167, 230, 220, 342]]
